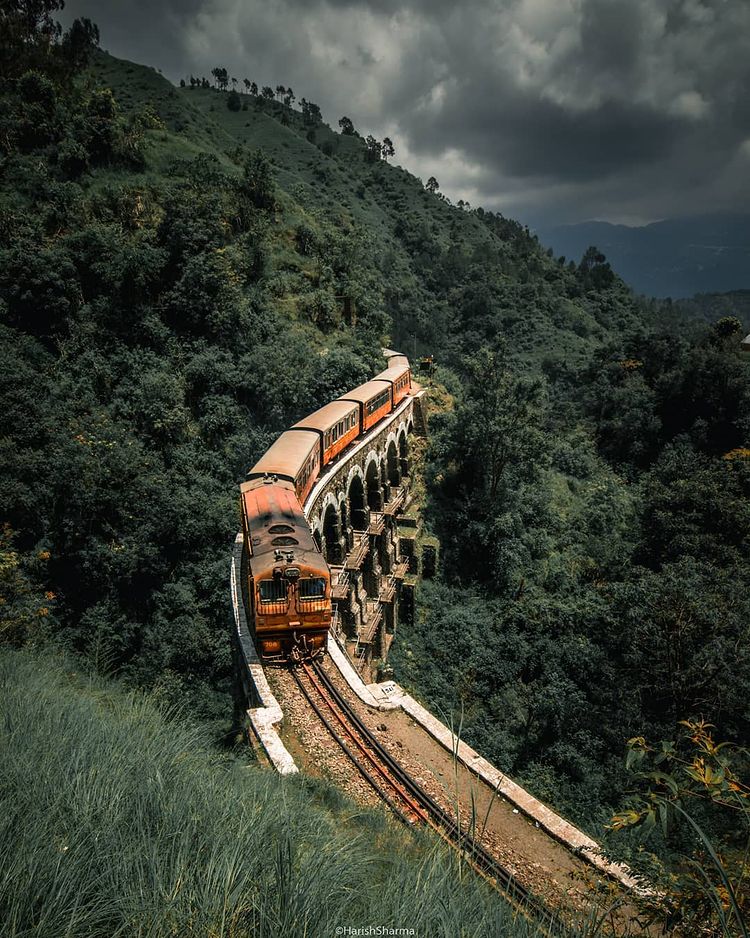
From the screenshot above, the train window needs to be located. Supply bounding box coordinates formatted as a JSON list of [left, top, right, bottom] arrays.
[[259, 579, 287, 602], [269, 524, 294, 534], [299, 577, 326, 599], [271, 536, 298, 546], [366, 389, 390, 415]]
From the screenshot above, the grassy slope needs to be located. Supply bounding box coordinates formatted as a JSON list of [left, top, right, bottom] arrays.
[[0, 647, 550, 938], [90, 52, 637, 368], [84, 53, 399, 391]]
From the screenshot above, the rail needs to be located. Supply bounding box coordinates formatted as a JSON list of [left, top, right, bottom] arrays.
[[292, 661, 563, 933], [331, 567, 350, 601], [356, 600, 382, 649]]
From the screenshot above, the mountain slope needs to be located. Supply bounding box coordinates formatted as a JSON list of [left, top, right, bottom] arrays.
[[537, 214, 750, 299], [88, 52, 650, 369]]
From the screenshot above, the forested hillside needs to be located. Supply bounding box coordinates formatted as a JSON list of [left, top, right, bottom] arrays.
[[1, 32, 652, 722], [2, 6, 749, 933]]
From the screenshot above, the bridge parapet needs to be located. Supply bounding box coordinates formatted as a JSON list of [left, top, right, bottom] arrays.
[[303, 394, 417, 675]]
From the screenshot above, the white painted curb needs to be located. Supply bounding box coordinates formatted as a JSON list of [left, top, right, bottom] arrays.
[[327, 635, 646, 896]]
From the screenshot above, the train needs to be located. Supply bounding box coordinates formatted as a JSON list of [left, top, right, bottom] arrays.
[[239, 351, 412, 660]]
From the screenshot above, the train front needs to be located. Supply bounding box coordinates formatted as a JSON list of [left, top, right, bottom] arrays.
[[241, 479, 332, 660]]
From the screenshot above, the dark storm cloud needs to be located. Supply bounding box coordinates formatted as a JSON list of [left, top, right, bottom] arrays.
[[580, 0, 645, 76], [60, 0, 750, 225], [406, 81, 686, 181]]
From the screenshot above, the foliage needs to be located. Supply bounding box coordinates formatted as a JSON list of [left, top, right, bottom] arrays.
[[611, 722, 749, 936], [398, 305, 750, 842], [0, 34, 386, 726]]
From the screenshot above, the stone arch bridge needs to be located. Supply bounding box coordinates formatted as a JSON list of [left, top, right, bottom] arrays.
[[303, 390, 426, 673]]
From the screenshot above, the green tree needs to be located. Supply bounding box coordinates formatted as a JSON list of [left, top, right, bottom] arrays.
[[578, 245, 614, 290], [364, 134, 381, 162], [210, 67, 228, 90], [239, 148, 275, 211], [59, 16, 99, 70]]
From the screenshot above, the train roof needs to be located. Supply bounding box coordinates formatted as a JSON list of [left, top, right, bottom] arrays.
[[291, 399, 359, 434], [374, 362, 411, 383], [247, 429, 319, 482], [241, 479, 325, 576], [337, 378, 391, 405], [383, 351, 410, 369]]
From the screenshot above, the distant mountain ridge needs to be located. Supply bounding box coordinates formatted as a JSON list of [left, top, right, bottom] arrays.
[[537, 214, 750, 299]]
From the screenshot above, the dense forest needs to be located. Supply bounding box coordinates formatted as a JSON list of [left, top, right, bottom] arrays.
[[1, 2, 749, 934]]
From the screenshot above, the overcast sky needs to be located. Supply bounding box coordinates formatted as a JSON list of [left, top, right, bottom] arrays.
[[58, 0, 750, 228]]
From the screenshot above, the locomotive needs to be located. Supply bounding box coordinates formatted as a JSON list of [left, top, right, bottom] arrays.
[[240, 352, 412, 660]]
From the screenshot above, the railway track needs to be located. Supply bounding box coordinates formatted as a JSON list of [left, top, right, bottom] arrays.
[[290, 659, 564, 933]]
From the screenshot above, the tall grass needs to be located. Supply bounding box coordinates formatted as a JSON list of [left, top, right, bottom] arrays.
[[0, 648, 561, 937]]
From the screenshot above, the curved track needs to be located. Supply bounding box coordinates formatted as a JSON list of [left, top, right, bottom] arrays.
[[290, 659, 564, 933]]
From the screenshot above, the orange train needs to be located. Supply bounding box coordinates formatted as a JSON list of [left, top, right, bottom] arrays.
[[240, 352, 412, 660]]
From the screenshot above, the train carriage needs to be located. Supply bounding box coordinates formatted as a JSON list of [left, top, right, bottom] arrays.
[[240, 479, 331, 659], [246, 429, 321, 506], [374, 360, 412, 407], [338, 379, 393, 433], [290, 400, 360, 469], [240, 350, 413, 662]]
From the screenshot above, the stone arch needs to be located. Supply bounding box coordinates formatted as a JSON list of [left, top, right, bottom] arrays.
[[323, 502, 343, 564], [365, 458, 383, 511], [348, 472, 367, 531], [398, 429, 409, 477], [386, 438, 400, 486], [312, 528, 323, 552]]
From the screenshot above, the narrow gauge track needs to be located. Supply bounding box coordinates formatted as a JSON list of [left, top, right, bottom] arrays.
[[290, 659, 564, 933]]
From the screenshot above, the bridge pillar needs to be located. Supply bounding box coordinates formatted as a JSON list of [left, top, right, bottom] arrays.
[[323, 504, 346, 565], [367, 484, 383, 511], [363, 536, 381, 597], [398, 433, 409, 478]]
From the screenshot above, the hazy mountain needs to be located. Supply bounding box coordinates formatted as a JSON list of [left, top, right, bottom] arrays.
[[537, 214, 750, 299]]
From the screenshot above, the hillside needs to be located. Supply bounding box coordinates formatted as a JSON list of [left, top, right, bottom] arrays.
[[671, 289, 750, 325], [537, 214, 750, 299], [2, 44, 657, 723], [88, 52, 652, 367]]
